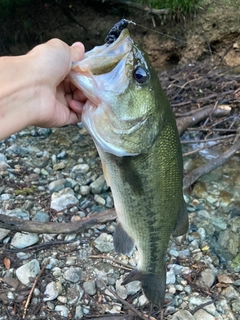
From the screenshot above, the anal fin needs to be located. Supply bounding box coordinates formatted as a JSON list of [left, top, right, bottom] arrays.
[[172, 200, 189, 237], [113, 222, 135, 255]]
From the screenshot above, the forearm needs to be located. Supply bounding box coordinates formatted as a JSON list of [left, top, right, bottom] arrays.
[[0, 55, 39, 140]]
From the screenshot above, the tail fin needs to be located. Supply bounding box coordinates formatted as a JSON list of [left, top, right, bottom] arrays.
[[122, 268, 166, 308]]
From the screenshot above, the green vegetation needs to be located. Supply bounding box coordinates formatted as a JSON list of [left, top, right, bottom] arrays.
[[14, 186, 37, 196], [132, 0, 199, 13]]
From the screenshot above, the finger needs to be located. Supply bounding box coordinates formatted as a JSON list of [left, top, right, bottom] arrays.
[[71, 42, 85, 62], [69, 100, 84, 115]]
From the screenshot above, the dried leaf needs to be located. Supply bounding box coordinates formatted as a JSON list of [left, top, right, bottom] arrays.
[[3, 258, 10, 270], [218, 274, 234, 284]]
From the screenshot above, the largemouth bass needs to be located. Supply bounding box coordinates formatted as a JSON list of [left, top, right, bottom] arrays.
[[69, 20, 188, 308]]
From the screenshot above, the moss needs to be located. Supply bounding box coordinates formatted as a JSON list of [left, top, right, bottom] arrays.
[[14, 186, 37, 195]]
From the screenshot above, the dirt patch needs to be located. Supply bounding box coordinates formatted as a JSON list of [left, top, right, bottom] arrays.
[[0, 1, 240, 71]]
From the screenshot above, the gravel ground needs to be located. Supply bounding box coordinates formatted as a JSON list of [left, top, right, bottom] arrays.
[[0, 122, 239, 320]]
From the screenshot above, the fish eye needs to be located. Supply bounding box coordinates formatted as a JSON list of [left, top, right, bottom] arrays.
[[133, 67, 148, 84]]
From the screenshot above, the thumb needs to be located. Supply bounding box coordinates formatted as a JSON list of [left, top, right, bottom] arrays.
[[71, 42, 85, 62]]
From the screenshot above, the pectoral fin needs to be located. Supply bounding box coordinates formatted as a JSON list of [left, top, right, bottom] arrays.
[[172, 201, 189, 237], [119, 157, 144, 195], [113, 222, 135, 255]]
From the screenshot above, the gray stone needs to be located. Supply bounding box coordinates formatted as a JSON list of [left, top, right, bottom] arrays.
[[75, 305, 84, 319], [216, 298, 235, 320], [57, 150, 68, 159], [16, 259, 40, 285], [8, 209, 29, 220], [65, 178, 78, 189], [43, 281, 59, 301], [83, 280, 97, 296], [116, 279, 127, 299], [90, 175, 106, 194], [80, 185, 90, 196], [0, 153, 7, 162], [11, 232, 39, 249], [94, 233, 114, 253], [94, 194, 106, 206], [0, 193, 14, 201], [53, 162, 66, 171], [222, 285, 240, 300], [63, 267, 81, 283], [48, 179, 66, 192], [51, 188, 78, 211], [72, 164, 90, 173], [231, 299, 240, 313], [125, 280, 141, 296], [199, 268, 216, 287], [0, 228, 10, 241], [172, 310, 195, 320], [33, 211, 50, 222], [67, 284, 84, 305], [194, 309, 215, 320], [5, 145, 29, 155], [55, 305, 69, 318]]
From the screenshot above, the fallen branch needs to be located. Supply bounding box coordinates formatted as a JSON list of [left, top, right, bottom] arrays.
[[176, 105, 231, 136], [183, 136, 240, 190], [100, 0, 170, 16], [0, 209, 116, 234]]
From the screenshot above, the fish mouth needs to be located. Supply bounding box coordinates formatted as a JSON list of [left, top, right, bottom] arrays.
[[68, 29, 147, 157], [70, 28, 132, 77]]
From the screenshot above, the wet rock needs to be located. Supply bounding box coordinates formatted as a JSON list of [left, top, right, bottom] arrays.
[[51, 188, 78, 211], [63, 267, 81, 283], [16, 259, 40, 285], [172, 310, 195, 320], [94, 233, 114, 253], [90, 175, 106, 194], [11, 232, 39, 249], [83, 280, 97, 296]]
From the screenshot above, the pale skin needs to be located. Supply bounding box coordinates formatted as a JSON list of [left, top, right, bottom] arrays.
[[0, 38, 86, 140]]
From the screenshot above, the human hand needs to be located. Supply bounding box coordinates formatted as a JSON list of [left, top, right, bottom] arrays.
[[27, 39, 86, 128]]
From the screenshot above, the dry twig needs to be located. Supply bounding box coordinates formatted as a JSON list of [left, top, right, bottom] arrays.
[[23, 258, 50, 319]]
